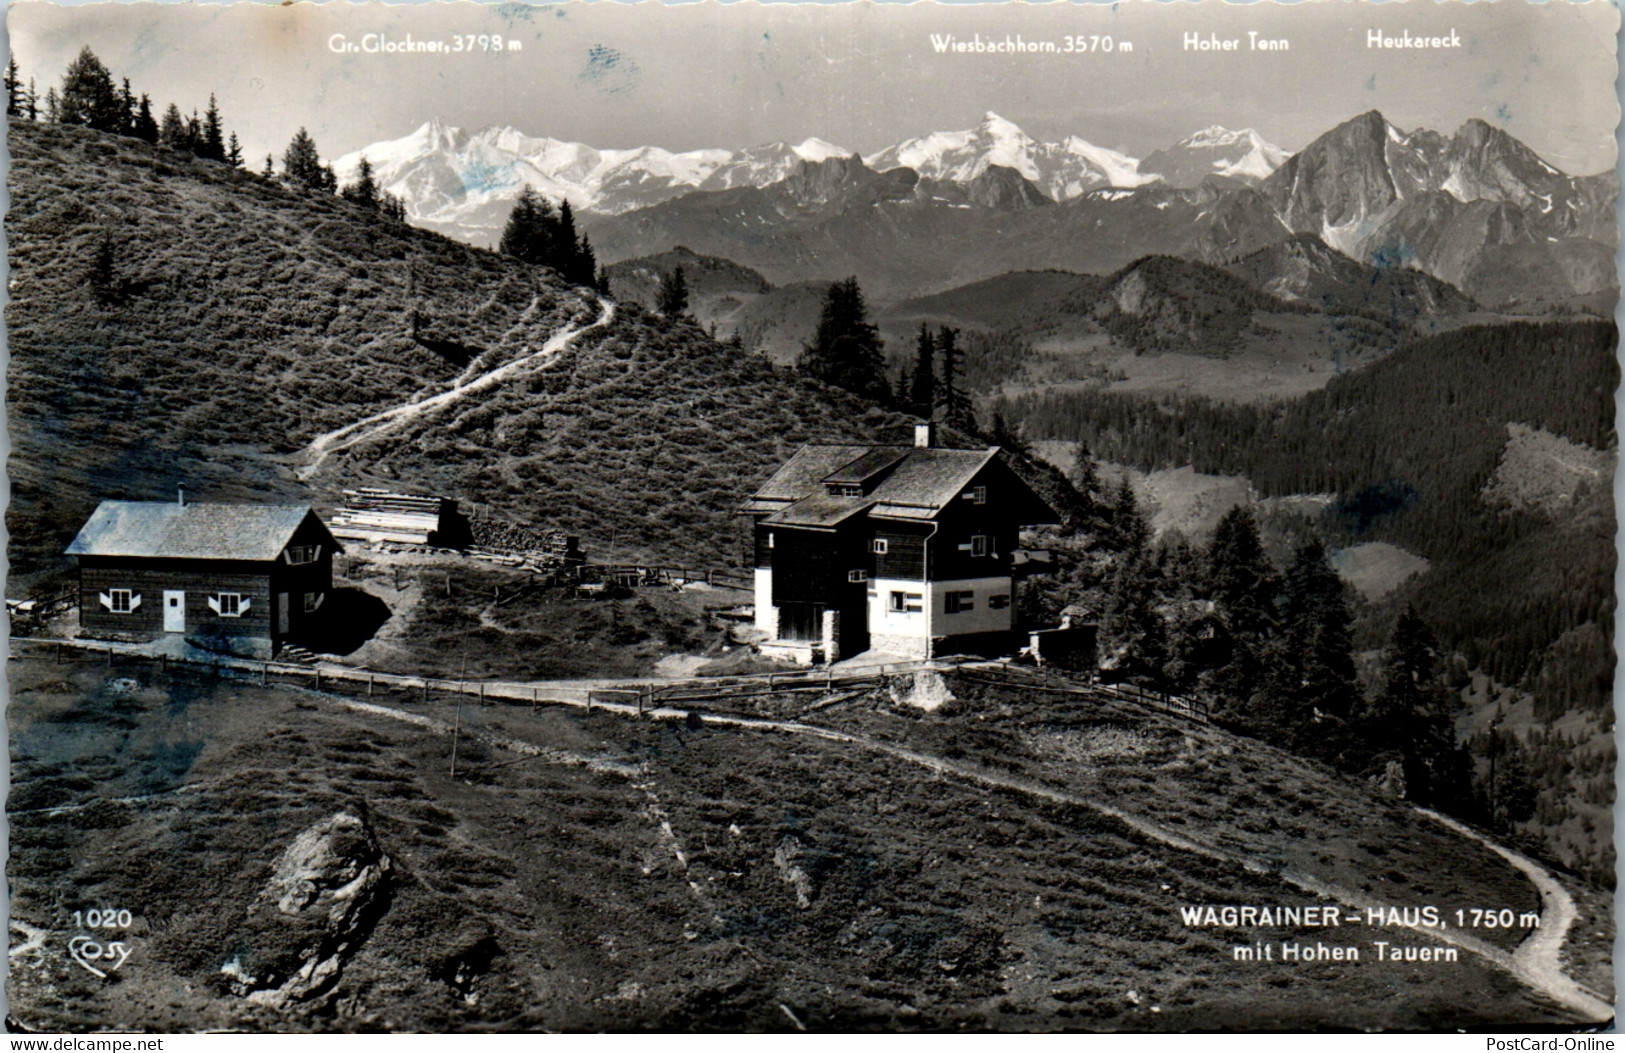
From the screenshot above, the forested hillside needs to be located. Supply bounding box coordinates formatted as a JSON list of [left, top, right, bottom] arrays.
[[1000, 320, 1617, 876]]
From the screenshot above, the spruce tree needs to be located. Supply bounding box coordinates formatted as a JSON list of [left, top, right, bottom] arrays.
[[5, 56, 22, 118], [282, 128, 325, 187], [25, 78, 37, 121], [909, 323, 936, 418], [201, 94, 225, 161], [1280, 542, 1358, 724], [572, 233, 598, 288], [656, 265, 690, 319], [341, 156, 379, 210], [936, 325, 975, 431], [43, 86, 59, 124], [499, 185, 550, 263], [117, 78, 135, 136], [158, 103, 186, 149], [263, 154, 275, 179], [1202, 505, 1280, 719], [58, 46, 121, 132], [226, 131, 243, 168], [1070, 439, 1102, 505], [799, 277, 889, 402], [132, 95, 157, 143], [1360, 607, 1461, 805]]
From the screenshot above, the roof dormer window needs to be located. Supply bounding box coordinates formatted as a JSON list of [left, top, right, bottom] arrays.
[[827, 484, 865, 498]]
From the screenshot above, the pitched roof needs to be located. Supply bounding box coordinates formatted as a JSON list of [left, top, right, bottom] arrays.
[[866, 447, 999, 508], [762, 494, 870, 529], [751, 445, 876, 503], [743, 442, 1060, 527], [65, 501, 338, 561]]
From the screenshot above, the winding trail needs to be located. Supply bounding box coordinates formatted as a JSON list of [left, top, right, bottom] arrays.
[[297, 298, 615, 477], [331, 684, 1611, 1022]]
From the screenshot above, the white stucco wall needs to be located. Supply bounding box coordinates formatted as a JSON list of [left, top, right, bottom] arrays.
[[868, 575, 1014, 647], [754, 568, 777, 636]]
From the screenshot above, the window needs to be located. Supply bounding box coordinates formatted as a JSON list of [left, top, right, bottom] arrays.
[[989, 594, 1011, 610], [210, 593, 248, 617], [945, 591, 975, 614], [889, 591, 923, 613], [766, 532, 774, 549], [828, 484, 864, 498], [962, 485, 987, 504], [848, 569, 868, 583], [971, 535, 992, 557], [107, 589, 135, 614], [871, 538, 889, 555], [284, 545, 321, 565], [304, 591, 324, 613]]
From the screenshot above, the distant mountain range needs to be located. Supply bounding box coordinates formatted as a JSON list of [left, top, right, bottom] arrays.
[[335, 112, 1283, 236], [339, 110, 1615, 308]]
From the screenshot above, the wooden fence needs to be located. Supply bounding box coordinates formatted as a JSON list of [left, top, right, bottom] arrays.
[[9, 637, 1208, 726]]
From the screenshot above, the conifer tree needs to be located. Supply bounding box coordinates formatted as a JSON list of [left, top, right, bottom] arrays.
[[5, 56, 22, 118], [1069, 439, 1102, 505], [263, 154, 275, 179], [226, 131, 243, 168], [321, 164, 338, 193], [572, 233, 598, 288], [116, 78, 135, 136], [281, 128, 326, 188], [58, 47, 121, 132], [936, 325, 974, 431], [43, 86, 59, 124], [185, 109, 202, 155], [132, 95, 157, 143], [499, 185, 551, 263], [25, 78, 37, 121], [1359, 607, 1461, 805], [799, 277, 889, 402], [1202, 505, 1280, 717], [341, 156, 379, 210], [909, 323, 936, 418], [158, 103, 186, 149], [656, 265, 690, 319], [1282, 539, 1359, 723], [201, 94, 225, 161]]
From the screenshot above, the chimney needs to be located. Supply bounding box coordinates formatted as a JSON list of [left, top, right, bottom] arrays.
[[914, 422, 936, 449], [177, 484, 185, 508]]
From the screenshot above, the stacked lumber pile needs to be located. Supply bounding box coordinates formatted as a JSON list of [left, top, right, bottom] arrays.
[[468, 520, 584, 566], [329, 489, 458, 546]]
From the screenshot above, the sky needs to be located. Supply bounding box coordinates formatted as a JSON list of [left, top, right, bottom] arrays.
[[6, 0, 1621, 174]]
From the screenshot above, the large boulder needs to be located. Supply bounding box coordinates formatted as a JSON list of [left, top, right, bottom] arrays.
[[221, 811, 391, 1010]]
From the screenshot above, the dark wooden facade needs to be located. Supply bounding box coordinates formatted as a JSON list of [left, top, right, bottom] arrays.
[[71, 504, 339, 655]]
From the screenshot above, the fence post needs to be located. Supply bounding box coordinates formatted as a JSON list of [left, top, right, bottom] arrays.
[[423, 679, 429, 703], [159, 653, 166, 674], [479, 682, 485, 704], [532, 687, 538, 714], [638, 687, 646, 717], [368, 674, 375, 697], [315, 669, 322, 692], [107, 647, 114, 667], [261, 662, 268, 686]]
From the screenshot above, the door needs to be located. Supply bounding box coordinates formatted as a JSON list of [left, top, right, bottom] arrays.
[[277, 593, 290, 634], [163, 590, 185, 633]]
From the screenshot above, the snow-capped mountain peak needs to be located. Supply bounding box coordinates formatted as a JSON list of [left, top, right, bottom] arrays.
[[1136, 125, 1288, 187]]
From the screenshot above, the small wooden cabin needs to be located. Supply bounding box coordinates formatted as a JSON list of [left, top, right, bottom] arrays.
[[65, 496, 343, 658]]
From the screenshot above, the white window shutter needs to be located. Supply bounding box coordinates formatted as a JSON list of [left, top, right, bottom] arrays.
[[239, 598, 251, 615], [207, 595, 221, 615], [130, 594, 140, 612], [99, 592, 112, 611]]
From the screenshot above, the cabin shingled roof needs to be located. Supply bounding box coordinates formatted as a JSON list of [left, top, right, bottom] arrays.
[[65, 501, 339, 562], [762, 494, 870, 529]]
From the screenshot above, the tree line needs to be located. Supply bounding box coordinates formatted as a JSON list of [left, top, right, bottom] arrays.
[[12, 46, 408, 223]]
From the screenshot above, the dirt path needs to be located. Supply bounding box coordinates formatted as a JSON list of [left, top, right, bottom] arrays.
[[1419, 808, 1613, 1020], [297, 298, 615, 477]]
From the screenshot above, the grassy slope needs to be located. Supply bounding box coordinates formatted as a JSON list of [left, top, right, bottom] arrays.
[[5, 119, 911, 586], [8, 657, 1582, 1032]]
